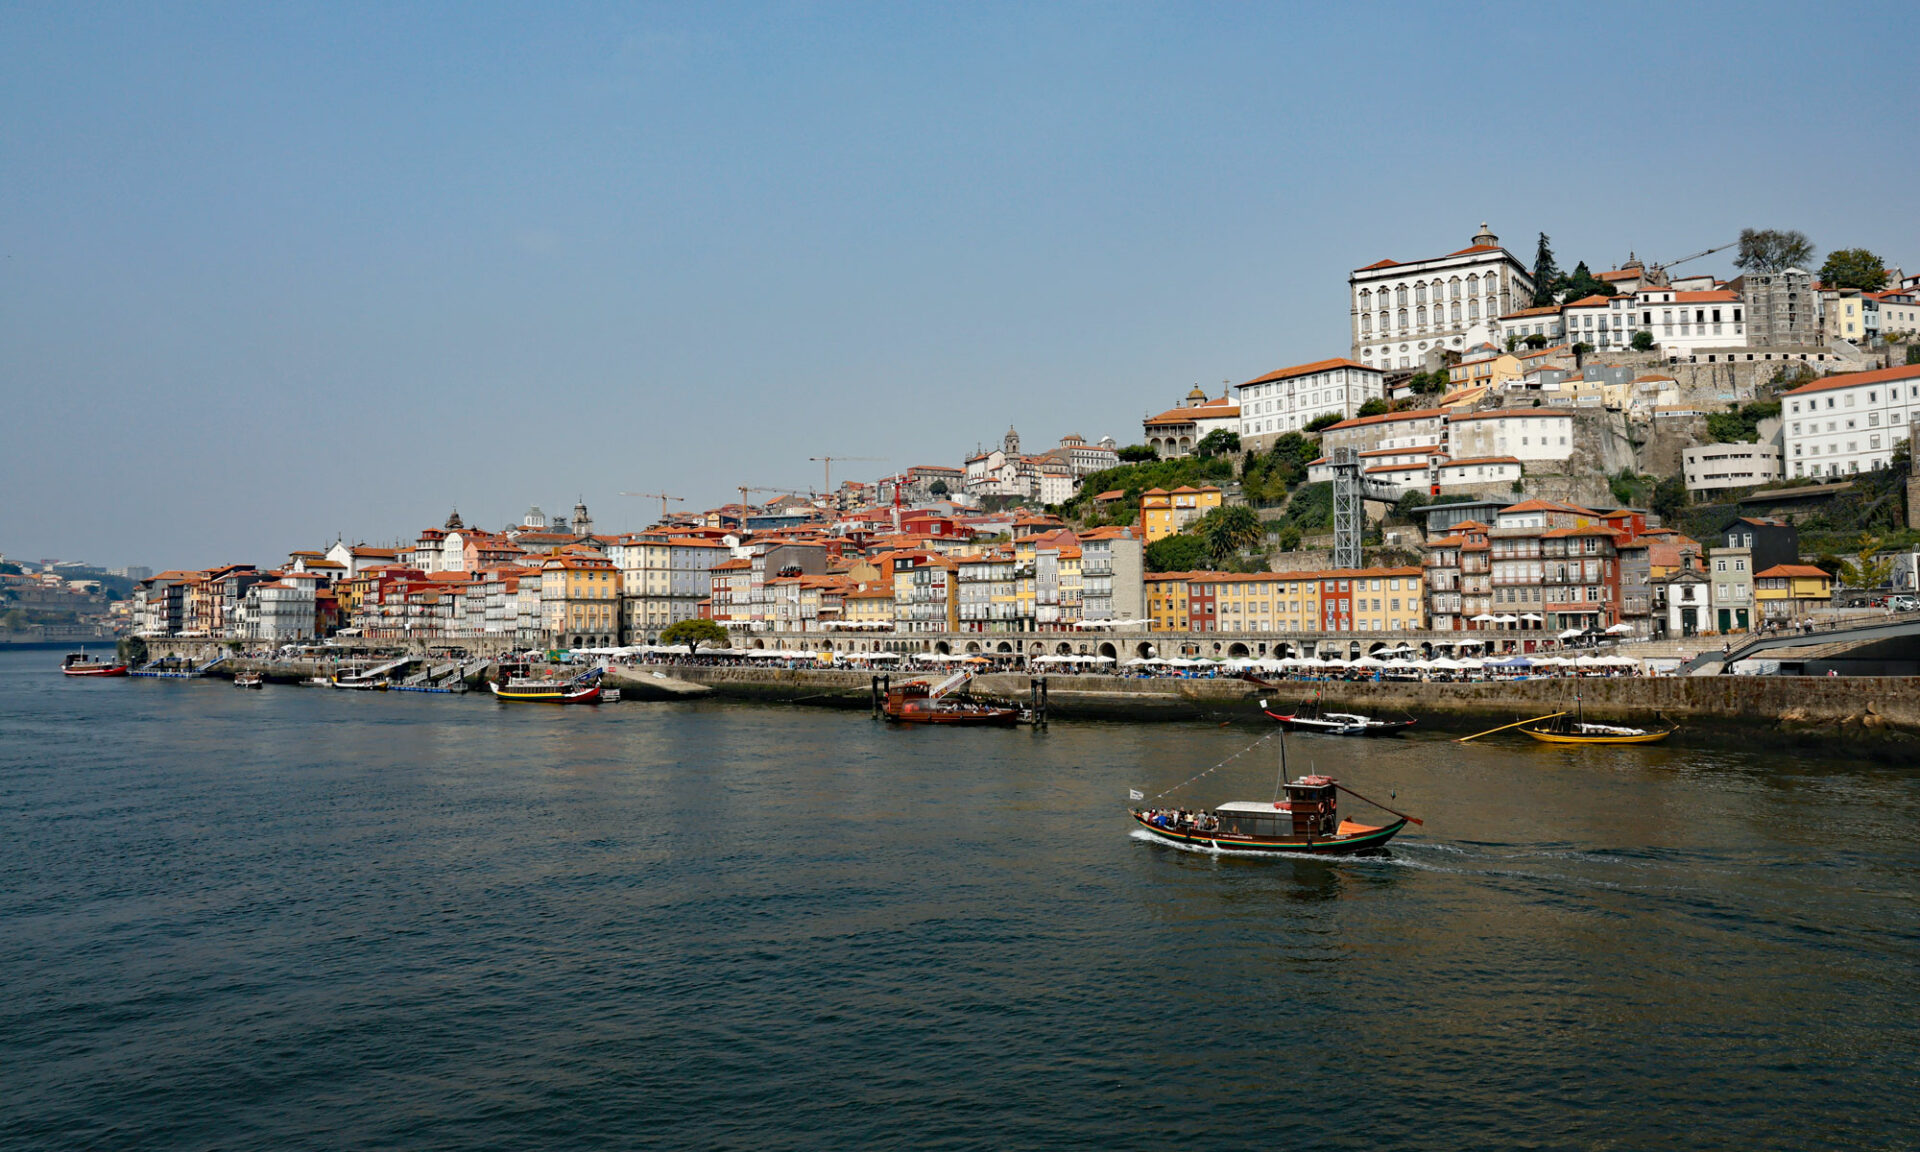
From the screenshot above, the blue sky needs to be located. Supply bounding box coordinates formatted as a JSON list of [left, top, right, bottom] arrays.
[[4, 1, 1916, 570]]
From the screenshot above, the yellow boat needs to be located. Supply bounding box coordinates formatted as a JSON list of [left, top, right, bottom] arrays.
[[1520, 717, 1674, 744]]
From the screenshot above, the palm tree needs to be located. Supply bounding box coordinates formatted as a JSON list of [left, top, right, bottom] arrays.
[[1203, 505, 1265, 563]]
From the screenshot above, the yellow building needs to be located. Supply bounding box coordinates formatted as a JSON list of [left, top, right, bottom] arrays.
[[1447, 350, 1522, 393], [1146, 571, 1192, 631], [541, 554, 619, 647], [1753, 563, 1833, 621], [843, 584, 897, 629], [1140, 485, 1223, 542]]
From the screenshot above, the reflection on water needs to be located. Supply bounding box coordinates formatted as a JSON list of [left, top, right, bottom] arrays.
[[2, 649, 1917, 1150]]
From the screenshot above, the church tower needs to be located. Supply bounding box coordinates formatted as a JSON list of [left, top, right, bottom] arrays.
[[1003, 426, 1021, 456], [572, 498, 594, 539]]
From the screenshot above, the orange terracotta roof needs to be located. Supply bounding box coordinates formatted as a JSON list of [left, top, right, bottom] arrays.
[[1563, 294, 1615, 308], [1755, 564, 1831, 579], [1446, 244, 1504, 257], [1321, 407, 1448, 431], [1239, 357, 1378, 387], [1356, 258, 1400, 271], [1783, 363, 1920, 396], [1498, 305, 1563, 319]]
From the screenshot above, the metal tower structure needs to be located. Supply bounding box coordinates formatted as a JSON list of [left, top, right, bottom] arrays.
[[1331, 447, 1363, 570]]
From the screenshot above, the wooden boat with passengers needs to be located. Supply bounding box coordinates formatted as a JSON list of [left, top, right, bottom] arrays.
[[1130, 722, 1420, 856], [1132, 774, 1416, 856], [61, 650, 129, 677], [882, 671, 1026, 726]]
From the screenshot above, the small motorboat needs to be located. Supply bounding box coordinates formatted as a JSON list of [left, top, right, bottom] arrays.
[[233, 670, 265, 689], [328, 670, 390, 691], [1132, 773, 1416, 856], [61, 651, 129, 677], [1263, 697, 1414, 736]]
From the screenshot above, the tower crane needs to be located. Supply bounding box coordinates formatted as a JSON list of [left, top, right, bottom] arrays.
[[618, 491, 686, 521], [736, 485, 811, 509], [1650, 241, 1735, 282], [809, 456, 888, 495]]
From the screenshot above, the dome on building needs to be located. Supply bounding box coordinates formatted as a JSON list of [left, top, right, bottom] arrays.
[[444, 509, 464, 531], [1472, 221, 1499, 248]]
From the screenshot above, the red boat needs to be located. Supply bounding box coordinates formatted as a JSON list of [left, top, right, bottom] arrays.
[[882, 674, 1025, 726], [61, 651, 129, 677]]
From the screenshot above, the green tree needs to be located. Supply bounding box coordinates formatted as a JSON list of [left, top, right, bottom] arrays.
[[660, 618, 730, 652], [1817, 248, 1888, 292], [1630, 330, 1656, 352], [1837, 534, 1894, 589], [1734, 227, 1815, 274], [928, 478, 949, 496], [1555, 261, 1616, 301], [1572, 341, 1595, 357], [1650, 473, 1690, 522], [1145, 533, 1208, 573], [1304, 412, 1343, 433], [1276, 525, 1303, 551], [1355, 398, 1390, 418], [1524, 333, 1549, 349], [1530, 232, 1561, 307], [1116, 444, 1157, 463], [1195, 428, 1241, 458], [1200, 505, 1265, 563]]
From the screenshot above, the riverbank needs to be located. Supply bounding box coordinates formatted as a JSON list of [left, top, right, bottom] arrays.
[[158, 650, 1920, 747]]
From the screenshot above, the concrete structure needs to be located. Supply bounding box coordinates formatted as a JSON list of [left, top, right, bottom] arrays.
[[1740, 268, 1817, 347], [1781, 363, 1920, 478], [1683, 442, 1782, 496], [1349, 223, 1535, 369]]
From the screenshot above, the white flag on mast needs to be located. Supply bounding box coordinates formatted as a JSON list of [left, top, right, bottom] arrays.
[[1127, 789, 1144, 801]]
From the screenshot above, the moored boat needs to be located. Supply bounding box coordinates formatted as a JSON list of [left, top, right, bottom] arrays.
[[1519, 717, 1674, 744], [882, 675, 1025, 726], [61, 651, 129, 677], [1263, 700, 1415, 737], [233, 670, 265, 689], [490, 664, 603, 704], [1132, 774, 1414, 856]]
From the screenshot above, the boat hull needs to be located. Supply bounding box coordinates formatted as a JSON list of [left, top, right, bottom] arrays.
[[62, 665, 129, 677], [1131, 812, 1407, 856], [1263, 710, 1414, 736], [1521, 727, 1672, 745], [490, 682, 601, 704], [883, 704, 1021, 726]]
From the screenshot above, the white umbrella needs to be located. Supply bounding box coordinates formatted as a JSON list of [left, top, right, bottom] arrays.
[[1494, 614, 1520, 624], [1521, 613, 1544, 622], [1605, 622, 1634, 634], [1558, 628, 1585, 639], [1471, 613, 1498, 622], [1429, 656, 1462, 670]]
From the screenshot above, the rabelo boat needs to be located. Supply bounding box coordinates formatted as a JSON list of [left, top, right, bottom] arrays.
[[882, 671, 1025, 726], [490, 664, 603, 704], [1263, 695, 1415, 737], [1519, 700, 1674, 744]]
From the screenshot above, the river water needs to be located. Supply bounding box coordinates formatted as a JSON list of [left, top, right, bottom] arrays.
[[3, 648, 1917, 1150]]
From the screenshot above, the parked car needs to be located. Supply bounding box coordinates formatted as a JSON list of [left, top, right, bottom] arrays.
[[1891, 595, 1920, 613]]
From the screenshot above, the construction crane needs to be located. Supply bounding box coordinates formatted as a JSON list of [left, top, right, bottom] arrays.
[[1649, 241, 1735, 282], [618, 491, 686, 521], [735, 485, 811, 510], [809, 455, 888, 494]]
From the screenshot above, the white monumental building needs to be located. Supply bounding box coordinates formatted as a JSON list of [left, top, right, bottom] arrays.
[[1781, 364, 1920, 479], [1349, 223, 1536, 371], [1233, 358, 1384, 449]]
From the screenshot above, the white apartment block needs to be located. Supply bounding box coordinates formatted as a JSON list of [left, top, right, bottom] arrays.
[[1318, 407, 1450, 455], [1683, 442, 1782, 495], [1782, 364, 1920, 479], [1445, 410, 1575, 463], [1491, 306, 1565, 348], [1234, 358, 1384, 445], [1349, 223, 1535, 370]]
